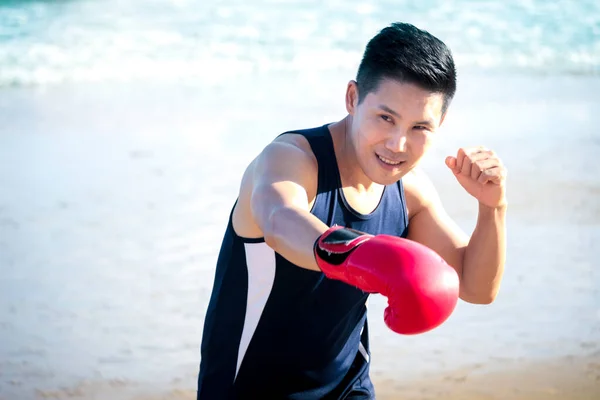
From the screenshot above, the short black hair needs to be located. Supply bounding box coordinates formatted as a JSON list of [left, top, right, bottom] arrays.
[[356, 22, 457, 114]]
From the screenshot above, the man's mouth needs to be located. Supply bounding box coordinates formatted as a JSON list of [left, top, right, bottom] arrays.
[[377, 154, 404, 166]]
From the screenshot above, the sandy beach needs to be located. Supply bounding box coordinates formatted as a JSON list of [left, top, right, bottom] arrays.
[[20, 353, 599, 400], [376, 355, 600, 400], [1, 73, 599, 400]]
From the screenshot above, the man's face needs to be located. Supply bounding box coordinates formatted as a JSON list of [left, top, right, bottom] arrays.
[[346, 78, 446, 185]]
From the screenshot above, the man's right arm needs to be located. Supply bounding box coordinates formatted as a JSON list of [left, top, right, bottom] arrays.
[[247, 138, 329, 271]]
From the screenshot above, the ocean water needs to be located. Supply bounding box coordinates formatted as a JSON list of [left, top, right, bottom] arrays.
[[1, 1, 599, 399], [0, 0, 599, 88]]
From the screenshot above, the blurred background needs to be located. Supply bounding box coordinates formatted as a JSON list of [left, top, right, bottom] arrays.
[[0, 0, 599, 399]]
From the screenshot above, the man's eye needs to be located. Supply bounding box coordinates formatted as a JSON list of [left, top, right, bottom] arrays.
[[380, 115, 392, 122], [414, 126, 427, 130]]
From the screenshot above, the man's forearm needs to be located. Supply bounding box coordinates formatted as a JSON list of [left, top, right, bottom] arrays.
[[460, 203, 507, 304], [263, 205, 329, 272]]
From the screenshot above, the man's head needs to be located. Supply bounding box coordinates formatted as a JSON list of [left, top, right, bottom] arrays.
[[345, 22, 457, 185]]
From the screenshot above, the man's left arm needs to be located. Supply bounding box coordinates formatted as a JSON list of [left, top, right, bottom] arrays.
[[405, 147, 507, 304]]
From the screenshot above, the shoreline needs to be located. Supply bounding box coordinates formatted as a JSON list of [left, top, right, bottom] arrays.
[[13, 353, 598, 400]]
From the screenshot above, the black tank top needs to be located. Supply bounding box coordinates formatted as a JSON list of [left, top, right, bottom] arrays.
[[197, 123, 409, 399]]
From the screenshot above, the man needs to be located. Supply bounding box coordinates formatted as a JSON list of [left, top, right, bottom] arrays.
[[197, 22, 507, 399]]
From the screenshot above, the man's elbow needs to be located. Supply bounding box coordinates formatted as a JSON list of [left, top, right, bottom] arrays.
[[262, 205, 298, 252], [459, 287, 499, 305], [262, 206, 283, 252]]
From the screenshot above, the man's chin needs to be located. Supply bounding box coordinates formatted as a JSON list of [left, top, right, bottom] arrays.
[[378, 176, 406, 185], [367, 170, 409, 186]]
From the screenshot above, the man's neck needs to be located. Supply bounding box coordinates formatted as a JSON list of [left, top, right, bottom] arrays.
[[329, 116, 383, 195]]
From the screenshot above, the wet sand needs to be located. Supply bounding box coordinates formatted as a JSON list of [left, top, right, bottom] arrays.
[[17, 353, 599, 400], [376, 354, 600, 400], [1, 75, 599, 399]]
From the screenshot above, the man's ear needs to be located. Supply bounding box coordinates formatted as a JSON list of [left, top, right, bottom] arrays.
[[345, 80, 359, 115]]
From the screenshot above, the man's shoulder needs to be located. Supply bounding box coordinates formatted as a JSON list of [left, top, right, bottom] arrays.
[[259, 126, 327, 174], [240, 126, 323, 192], [254, 134, 317, 175], [244, 127, 327, 212], [272, 131, 313, 153], [271, 123, 329, 155], [402, 167, 441, 218], [232, 127, 323, 238]]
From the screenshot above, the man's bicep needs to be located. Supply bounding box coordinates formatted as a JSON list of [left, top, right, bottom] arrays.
[[249, 141, 316, 229]]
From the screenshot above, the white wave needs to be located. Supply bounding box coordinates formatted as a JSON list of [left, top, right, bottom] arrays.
[[1, 0, 599, 87]]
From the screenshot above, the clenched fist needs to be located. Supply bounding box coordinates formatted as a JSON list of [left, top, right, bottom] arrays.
[[445, 147, 507, 209]]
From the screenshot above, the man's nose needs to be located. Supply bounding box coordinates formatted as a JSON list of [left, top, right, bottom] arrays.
[[385, 129, 408, 153]]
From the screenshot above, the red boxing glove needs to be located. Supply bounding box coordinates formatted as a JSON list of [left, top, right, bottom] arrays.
[[314, 225, 459, 335]]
